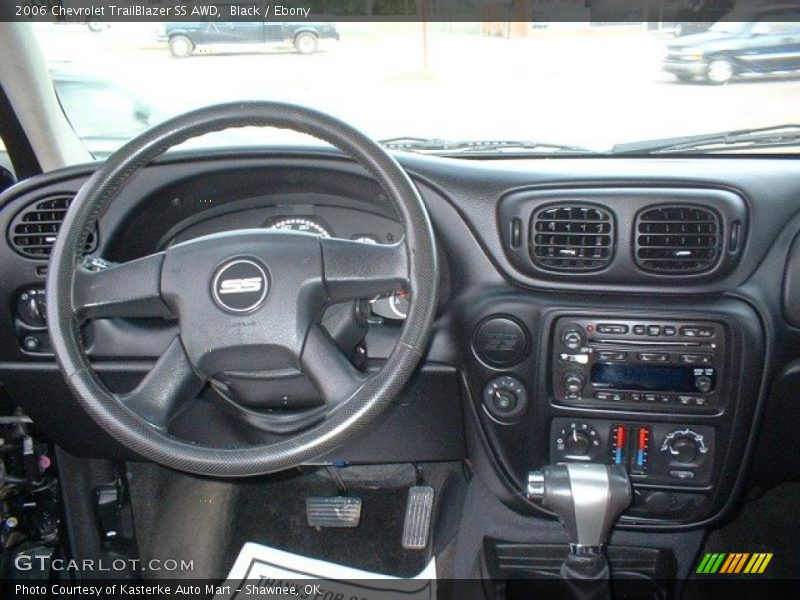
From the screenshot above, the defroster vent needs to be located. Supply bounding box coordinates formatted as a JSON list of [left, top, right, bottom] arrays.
[[635, 205, 721, 274], [530, 204, 614, 272], [8, 194, 97, 259]]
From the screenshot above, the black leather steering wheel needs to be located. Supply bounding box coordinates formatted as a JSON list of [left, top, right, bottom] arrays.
[[46, 102, 438, 477]]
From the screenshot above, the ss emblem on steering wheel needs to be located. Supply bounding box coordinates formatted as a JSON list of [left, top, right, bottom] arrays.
[[211, 258, 269, 313]]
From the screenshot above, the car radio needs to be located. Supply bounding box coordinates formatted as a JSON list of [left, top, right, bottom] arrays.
[[552, 317, 724, 412]]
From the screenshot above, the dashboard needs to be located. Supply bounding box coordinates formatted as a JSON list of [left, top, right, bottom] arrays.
[[1, 149, 800, 534]]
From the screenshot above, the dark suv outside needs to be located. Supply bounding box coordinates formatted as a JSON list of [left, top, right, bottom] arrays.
[[663, 9, 800, 84], [160, 22, 340, 57]]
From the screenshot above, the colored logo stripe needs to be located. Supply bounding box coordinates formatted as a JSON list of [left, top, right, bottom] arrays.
[[697, 553, 726, 573], [696, 552, 773, 574]]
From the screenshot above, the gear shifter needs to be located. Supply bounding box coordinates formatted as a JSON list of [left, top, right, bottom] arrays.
[[527, 464, 631, 600]]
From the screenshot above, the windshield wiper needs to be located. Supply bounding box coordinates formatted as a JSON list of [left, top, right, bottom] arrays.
[[612, 124, 800, 155], [379, 137, 594, 155]]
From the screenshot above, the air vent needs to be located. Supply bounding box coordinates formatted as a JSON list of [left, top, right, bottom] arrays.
[[635, 205, 721, 274], [8, 195, 97, 259], [530, 204, 614, 272]]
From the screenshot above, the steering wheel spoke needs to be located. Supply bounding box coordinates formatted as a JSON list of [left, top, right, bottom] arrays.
[[301, 324, 368, 407], [321, 237, 409, 303], [119, 336, 204, 430], [73, 253, 173, 320]]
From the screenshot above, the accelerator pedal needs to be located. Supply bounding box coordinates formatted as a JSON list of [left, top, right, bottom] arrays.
[[401, 485, 435, 550], [305, 496, 362, 528]]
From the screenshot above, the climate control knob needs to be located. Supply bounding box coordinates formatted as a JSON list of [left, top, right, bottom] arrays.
[[555, 423, 600, 459], [561, 326, 586, 351], [661, 429, 708, 465], [564, 429, 592, 456], [563, 371, 586, 396], [669, 438, 698, 464]]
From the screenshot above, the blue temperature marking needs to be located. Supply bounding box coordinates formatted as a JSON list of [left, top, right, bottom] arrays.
[[637, 449, 645, 466], [615, 448, 623, 465]]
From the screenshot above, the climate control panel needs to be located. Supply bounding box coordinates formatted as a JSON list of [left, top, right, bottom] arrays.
[[550, 417, 715, 486]]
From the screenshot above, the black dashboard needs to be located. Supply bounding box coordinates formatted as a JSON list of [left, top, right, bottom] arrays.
[[1, 149, 800, 534]]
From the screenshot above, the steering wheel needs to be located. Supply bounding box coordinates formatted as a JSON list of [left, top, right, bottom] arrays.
[[46, 102, 438, 477]]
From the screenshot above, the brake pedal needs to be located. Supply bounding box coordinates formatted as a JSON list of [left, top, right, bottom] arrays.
[[401, 485, 434, 550], [305, 496, 362, 528]]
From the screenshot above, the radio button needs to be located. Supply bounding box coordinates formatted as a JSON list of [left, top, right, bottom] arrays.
[[633, 325, 646, 335], [644, 393, 657, 402], [595, 392, 625, 402], [678, 395, 694, 405], [695, 396, 708, 406], [659, 394, 672, 403], [598, 351, 627, 361], [630, 392, 643, 402], [663, 326, 676, 336], [638, 352, 669, 362], [681, 325, 715, 338], [681, 353, 712, 364], [597, 323, 628, 334], [647, 325, 662, 336]]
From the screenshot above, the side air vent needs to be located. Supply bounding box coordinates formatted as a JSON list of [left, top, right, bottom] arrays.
[[530, 204, 614, 272], [635, 205, 721, 274], [8, 195, 97, 259]]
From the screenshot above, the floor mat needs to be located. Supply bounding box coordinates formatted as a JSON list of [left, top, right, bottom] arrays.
[[128, 463, 461, 579], [222, 466, 433, 577], [212, 542, 435, 600]]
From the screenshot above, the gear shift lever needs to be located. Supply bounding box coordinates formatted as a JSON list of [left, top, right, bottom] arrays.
[[527, 464, 631, 600], [528, 463, 631, 553]]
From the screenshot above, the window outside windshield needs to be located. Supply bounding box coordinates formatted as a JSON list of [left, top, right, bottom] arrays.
[[32, 19, 800, 157]]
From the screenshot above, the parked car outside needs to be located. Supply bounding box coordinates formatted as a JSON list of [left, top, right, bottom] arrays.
[[158, 22, 340, 57], [663, 8, 800, 84]]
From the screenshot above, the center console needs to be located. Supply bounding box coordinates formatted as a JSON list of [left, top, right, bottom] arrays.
[[463, 294, 764, 528], [549, 318, 722, 487]]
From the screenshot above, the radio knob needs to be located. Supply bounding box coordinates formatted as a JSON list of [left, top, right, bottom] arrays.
[[564, 429, 592, 456], [563, 371, 586, 395], [695, 375, 712, 393], [561, 326, 586, 351]]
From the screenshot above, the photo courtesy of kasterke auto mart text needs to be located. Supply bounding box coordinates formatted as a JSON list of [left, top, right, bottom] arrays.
[[0, 0, 799, 599]]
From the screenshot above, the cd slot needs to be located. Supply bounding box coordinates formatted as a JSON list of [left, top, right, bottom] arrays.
[[593, 339, 709, 347]]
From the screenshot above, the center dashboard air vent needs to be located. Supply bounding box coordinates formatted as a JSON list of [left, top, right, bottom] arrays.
[[8, 194, 97, 259], [635, 205, 721, 274], [530, 204, 614, 272]]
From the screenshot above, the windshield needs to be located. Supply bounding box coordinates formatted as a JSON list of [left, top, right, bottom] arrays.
[[32, 19, 800, 156]]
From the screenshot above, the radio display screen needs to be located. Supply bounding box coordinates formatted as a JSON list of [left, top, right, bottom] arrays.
[[591, 363, 712, 393]]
